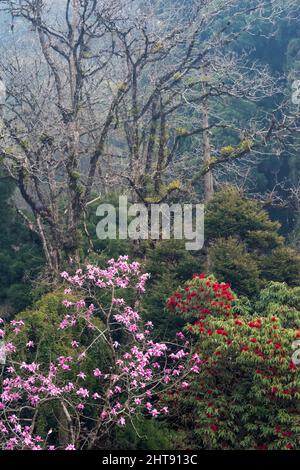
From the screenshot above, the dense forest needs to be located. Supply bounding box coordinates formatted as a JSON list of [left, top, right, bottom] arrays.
[[0, 0, 299, 452]]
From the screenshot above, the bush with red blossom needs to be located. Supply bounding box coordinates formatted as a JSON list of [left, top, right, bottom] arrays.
[[165, 275, 300, 450]]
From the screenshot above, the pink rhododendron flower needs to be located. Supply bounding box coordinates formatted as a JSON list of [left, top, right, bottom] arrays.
[[0, 256, 193, 450], [76, 388, 89, 398]]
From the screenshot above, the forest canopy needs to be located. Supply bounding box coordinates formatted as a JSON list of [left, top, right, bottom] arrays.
[[0, 0, 299, 453]]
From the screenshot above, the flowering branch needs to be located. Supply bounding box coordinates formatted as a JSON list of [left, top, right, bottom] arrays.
[[0, 256, 199, 450]]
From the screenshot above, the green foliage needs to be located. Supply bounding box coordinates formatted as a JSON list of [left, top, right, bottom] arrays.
[[206, 188, 300, 296], [84, 193, 132, 260], [11, 290, 110, 369], [0, 170, 44, 312], [289, 211, 300, 248], [115, 416, 175, 450], [256, 282, 300, 329], [260, 247, 300, 287], [141, 240, 203, 339], [144, 180, 182, 203], [205, 187, 282, 250], [219, 140, 253, 157], [220, 145, 235, 156], [208, 237, 261, 296]]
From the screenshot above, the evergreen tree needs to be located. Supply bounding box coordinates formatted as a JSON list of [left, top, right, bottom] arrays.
[[0, 171, 43, 312], [205, 188, 300, 296]]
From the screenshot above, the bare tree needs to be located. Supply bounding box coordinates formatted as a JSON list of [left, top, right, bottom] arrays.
[[0, 0, 131, 272], [0, 0, 298, 273], [101, 0, 299, 202]]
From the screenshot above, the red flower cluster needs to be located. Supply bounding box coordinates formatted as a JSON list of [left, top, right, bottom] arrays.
[[166, 274, 236, 320], [166, 273, 299, 449]]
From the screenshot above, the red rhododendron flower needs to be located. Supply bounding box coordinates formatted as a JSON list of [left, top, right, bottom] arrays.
[[210, 424, 219, 432]]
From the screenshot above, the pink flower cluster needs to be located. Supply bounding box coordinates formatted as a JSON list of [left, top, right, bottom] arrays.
[[61, 256, 150, 293], [0, 256, 199, 450]]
